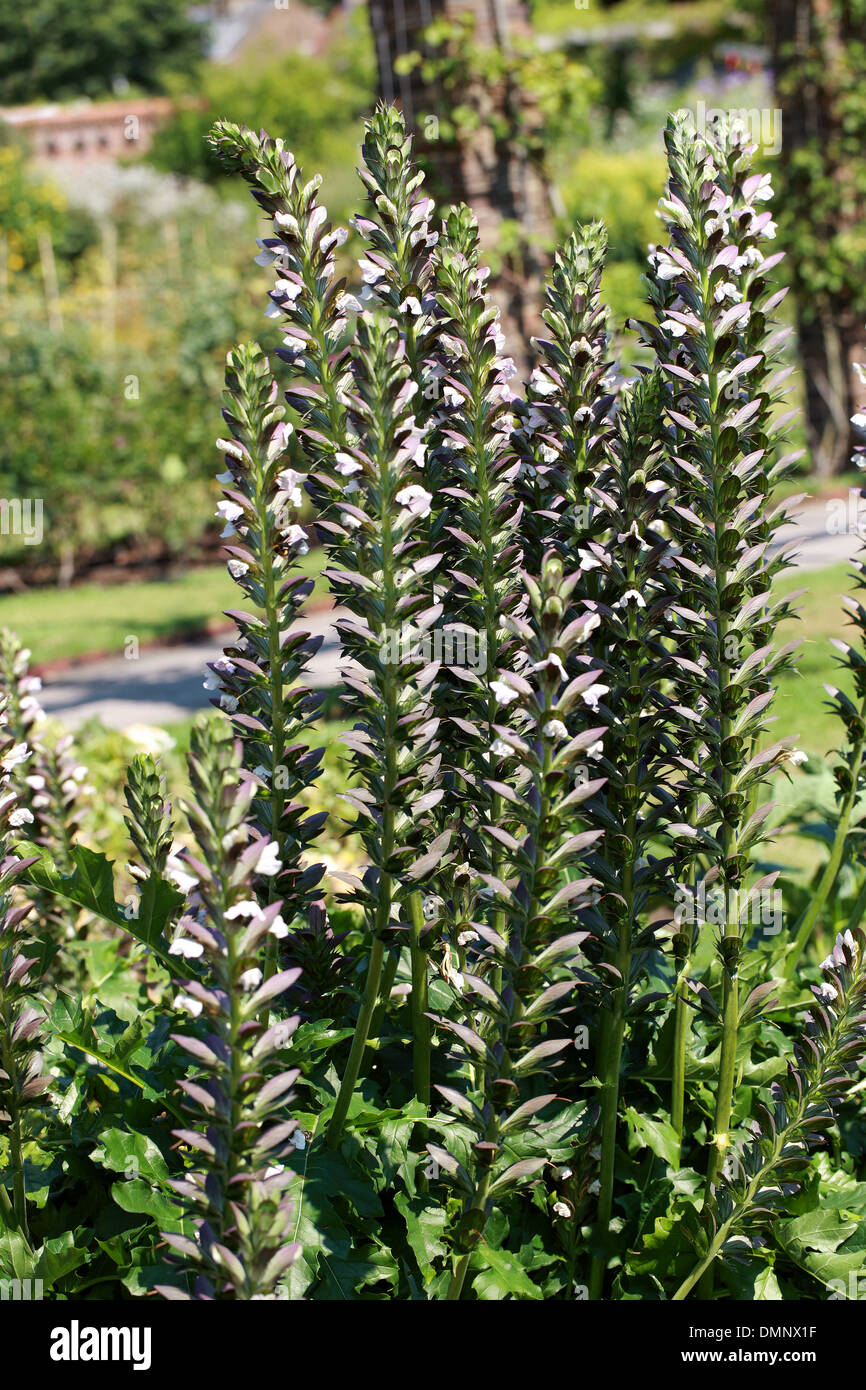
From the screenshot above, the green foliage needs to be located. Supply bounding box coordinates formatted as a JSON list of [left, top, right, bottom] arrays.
[[149, 28, 373, 193], [6, 102, 866, 1307], [0, 0, 205, 104]]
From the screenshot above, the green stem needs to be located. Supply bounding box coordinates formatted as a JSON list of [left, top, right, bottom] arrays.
[[408, 891, 431, 1108], [10, 1110, 28, 1240], [589, 517, 642, 1301], [783, 727, 866, 979], [363, 945, 401, 1072], [671, 958, 690, 1164], [697, 964, 739, 1298], [325, 935, 387, 1149]]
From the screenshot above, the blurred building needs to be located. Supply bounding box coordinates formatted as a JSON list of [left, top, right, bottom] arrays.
[[0, 98, 177, 168]]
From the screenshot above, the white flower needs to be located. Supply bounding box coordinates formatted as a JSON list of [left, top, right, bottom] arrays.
[[545, 719, 568, 740], [615, 589, 646, 609], [25, 775, 45, 790], [264, 1164, 285, 1180], [255, 842, 283, 878], [559, 1167, 573, 1180], [240, 968, 263, 991], [586, 739, 604, 761], [217, 500, 243, 523], [1, 743, 29, 771], [269, 914, 289, 939], [174, 993, 203, 1018], [582, 683, 610, 712], [552, 1201, 571, 1219], [490, 679, 519, 707], [531, 654, 568, 681], [169, 936, 204, 959], [292, 1129, 306, 1151], [220, 693, 239, 713], [587, 1179, 600, 1196], [577, 549, 601, 572], [285, 523, 309, 554], [443, 384, 464, 408], [713, 281, 741, 304], [340, 511, 362, 531], [359, 258, 385, 286], [335, 451, 362, 477], [491, 738, 511, 759], [790, 750, 808, 767], [9, 807, 33, 828], [396, 484, 432, 519], [277, 469, 304, 506], [457, 929, 478, 947], [336, 292, 362, 315], [225, 900, 260, 920], [578, 612, 602, 642], [817, 981, 838, 1002], [661, 318, 687, 338], [399, 295, 422, 316], [529, 369, 557, 396], [228, 558, 249, 579], [166, 855, 198, 896]]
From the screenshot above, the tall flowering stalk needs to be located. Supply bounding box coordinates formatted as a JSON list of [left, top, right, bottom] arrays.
[[430, 552, 604, 1300], [0, 701, 50, 1239], [0, 629, 89, 976], [160, 718, 301, 1300], [124, 754, 174, 883], [425, 204, 523, 963], [639, 114, 801, 1217], [316, 315, 442, 1148], [584, 369, 680, 1296], [207, 341, 325, 972], [513, 221, 614, 576], [673, 929, 866, 1299], [351, 106, 441, 1085]]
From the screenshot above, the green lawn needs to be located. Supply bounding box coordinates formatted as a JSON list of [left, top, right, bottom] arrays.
[[0, 553, 323, 666], [0, 550, 855, 761], [773, 562, 856, 758]]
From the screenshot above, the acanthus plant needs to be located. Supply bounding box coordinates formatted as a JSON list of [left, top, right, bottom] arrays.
[[158, 718, 302, 1301], [5, 105, 866, 1303]]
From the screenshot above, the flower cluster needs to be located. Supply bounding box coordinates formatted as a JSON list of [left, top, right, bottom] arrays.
[[159, 718, 301, 1300]]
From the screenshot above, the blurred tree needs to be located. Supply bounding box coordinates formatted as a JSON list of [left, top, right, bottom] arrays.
[[148, 18, 374, 207], [0, 0, 206, 104], [767, 0, 866, 475], [367, 0, 566, 364]]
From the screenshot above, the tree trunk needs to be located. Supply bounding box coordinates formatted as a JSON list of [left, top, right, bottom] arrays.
[[766, 0, 866, 475], [367, 0, 552, 371]]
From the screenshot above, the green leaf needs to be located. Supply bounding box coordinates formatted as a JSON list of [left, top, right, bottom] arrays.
[[394, 1193, 447, 1287], [624, 1107, 681, 1167], [19, 844, 183, 970], [111, 1179, 180, 1227], [470, 1243, 543, 1300], [91, 1128, 171, 1185]]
